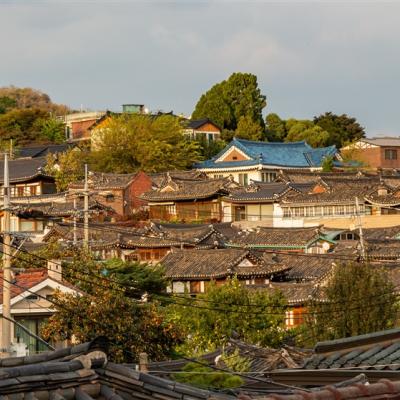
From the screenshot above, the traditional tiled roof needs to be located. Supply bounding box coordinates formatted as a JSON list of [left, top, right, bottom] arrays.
[[196, 138, 338, 170], [275, 170, 375, 184], [161, 248, 287, 279], [227, 227, 324, 249], [185, 117, 221, 130], [0, 337, 230, 399], [141, 175, 239, 202], [302, 328, 400, 370], [225, 182, 294, 202], [69, 171, 139, 190], [365, 239, 400, 260], [16, 199, 114, 218], [17, 143, 74, 159], [263, 282, 319, 306], [281, 178, 378, 205], [364, 226, 400, 240], [0, 157, 52, 184], [259, 379, 400, 399], [150, 170, 207, 188], [0, 269, 48, 304]]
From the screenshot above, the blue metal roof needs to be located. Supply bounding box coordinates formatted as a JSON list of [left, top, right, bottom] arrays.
[[195, 138, 338, 169]]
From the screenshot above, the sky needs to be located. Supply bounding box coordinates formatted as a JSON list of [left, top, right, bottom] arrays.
[[0, 0, 399, 136]]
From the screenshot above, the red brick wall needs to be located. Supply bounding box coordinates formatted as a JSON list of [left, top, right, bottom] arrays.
[[71, 119, 97, 139], [128, 171, 152, 210], [354, 147, 400, 169]]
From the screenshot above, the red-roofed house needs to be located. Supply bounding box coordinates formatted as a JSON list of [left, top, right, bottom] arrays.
[[0, 264, 79, 355]]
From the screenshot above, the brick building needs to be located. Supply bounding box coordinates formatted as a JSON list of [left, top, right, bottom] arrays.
[[342, 137, 400, 169], [69, 171, 152, 218]]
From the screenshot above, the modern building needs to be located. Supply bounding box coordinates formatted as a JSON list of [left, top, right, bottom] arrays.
[[342, 137, 400, 169]]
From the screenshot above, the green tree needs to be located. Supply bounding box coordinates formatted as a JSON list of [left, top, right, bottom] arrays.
[[314, 112, 365, 148], [45, 148, 86, 191], [41, 255, 180, 363], [285, 120, 330, 147], [165, 278, 287, 355], [0, 96, 17, 114], [173, 362, 243, 390], [192, 83, 234, 130], [39, 118, 66, 143], [234, 115, 265, 141], [302, 263, 398, 345], [90, 114, 202, 173], [322, 155, 334, 172], [265, 113, 286, 141], [0, 86, 69, 115], [0, 108, 51, 144], [192, 72, 266, 132]]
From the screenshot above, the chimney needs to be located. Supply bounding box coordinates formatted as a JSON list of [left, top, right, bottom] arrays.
[[47, 260, 62, 281]]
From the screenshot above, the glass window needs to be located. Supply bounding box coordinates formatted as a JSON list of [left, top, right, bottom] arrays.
[[14, 317, 48, 354], [385, 149, 397, 160], [238, 173, 248, 186], [20, 220, 36, 232], [30, 186, 37, 196]]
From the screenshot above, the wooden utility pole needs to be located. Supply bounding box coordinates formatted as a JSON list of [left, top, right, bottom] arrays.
[[2, 153, 11, 355], [83, 164, 89, 249]]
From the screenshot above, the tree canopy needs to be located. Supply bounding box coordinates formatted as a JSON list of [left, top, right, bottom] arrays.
[[302, 262, 398, 344], [192, 73, 266, 135], [45, 147, 86, 191], [313, 112, 365, 148], [41, 256, 180, 363], [89, 114, 202, 173], [165, 278, 287, 356]]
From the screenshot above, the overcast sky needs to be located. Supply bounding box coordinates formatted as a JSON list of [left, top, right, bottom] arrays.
[[0, 0, 399, 136]]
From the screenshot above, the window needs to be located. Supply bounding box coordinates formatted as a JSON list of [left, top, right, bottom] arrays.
[[234, 206, 246, 221], [106, 194, 115, 203], [213, 174, 223, 179], [30, 186, 37, 196], [261, 172, 277, 182], [208, 133, 214, 142], [17, 186, 24, 197], [26, 295, 38, 301], [385, 149, 397, 160], [14, 317, 48, 354], [238, 173, 248, 186], [20, 220, 36, 232]]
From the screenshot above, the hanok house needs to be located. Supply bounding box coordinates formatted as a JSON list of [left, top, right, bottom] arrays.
[[182, 118, 221, 142], [140, 173, 240, 223], [0, 263, 79, 355], [195, 138, 338, 185], [226, 226, 335, 254], [69, 171, 152, 218], [161, 248, 288, 294], [342, 137, 400, 169], [102, 222, 227, 263]]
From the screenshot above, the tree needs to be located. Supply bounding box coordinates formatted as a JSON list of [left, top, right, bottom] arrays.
[[285, 120, 330, 147], [41, 256, 181, 363], [321, 155, 334, 172], [192, 72, 266, 133], [0, 86, 69, 115], [172, 362, 243, 390], [89, 114, 202, 173], [234, 115, 265, 141], [165, 278, 287, 355], [302, 263, 398, 344], [0, 96, 17, 114], [314, 112, 365, 148], [45, 148, 86, 191], [265, 113, 286, 142], [39, 118, 66, 143], [192, 83, 234, 130], [0, 108, 51, 144]]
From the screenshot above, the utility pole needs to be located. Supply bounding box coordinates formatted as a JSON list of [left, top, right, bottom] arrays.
[[73, 197, 77, 246], [2, 153, 11, 355], [355, 197, 366, 260], [83, 164, 89, 249]]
